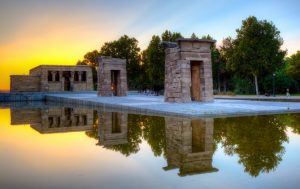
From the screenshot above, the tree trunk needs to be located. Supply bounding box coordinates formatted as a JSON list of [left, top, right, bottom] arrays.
[[223, 75, 227, 93], [217, 72, 221, 93], [254, 74, 259, 95]]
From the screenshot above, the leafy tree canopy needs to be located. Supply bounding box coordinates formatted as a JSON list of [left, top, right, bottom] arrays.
[[227, 16, 286, 94], [287, 51, 300, 81], [100, 35, 141, 89]]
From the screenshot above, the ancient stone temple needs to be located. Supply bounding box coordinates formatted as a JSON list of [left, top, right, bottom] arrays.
[[164, 39, 215, 102], [97, 57, 128, 96], [10, 65, 93, 92]]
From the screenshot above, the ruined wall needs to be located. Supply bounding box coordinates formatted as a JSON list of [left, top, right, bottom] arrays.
[[98, 57, 127, 96], [10, 75, 40, 92], [29, 65, 94, 92], [164, 39, 214, 102]]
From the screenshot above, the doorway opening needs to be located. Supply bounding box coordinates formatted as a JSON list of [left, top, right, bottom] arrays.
[[190, 61, 202, 101], [111, 70, 120, 96], [63, 71, 71, 91]]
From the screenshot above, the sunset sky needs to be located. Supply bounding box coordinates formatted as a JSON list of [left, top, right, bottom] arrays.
[[0, 0, 299, 90]]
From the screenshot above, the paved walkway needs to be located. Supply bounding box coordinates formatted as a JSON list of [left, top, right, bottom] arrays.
[[46, 93, 300, 118], [215, 95, 300, 102]]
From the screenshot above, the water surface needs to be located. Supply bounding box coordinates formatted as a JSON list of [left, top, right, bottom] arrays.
[[1, 103, 300, 189]]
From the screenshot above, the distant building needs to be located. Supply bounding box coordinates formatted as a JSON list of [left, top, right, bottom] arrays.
[[10, 65, 93, 92]]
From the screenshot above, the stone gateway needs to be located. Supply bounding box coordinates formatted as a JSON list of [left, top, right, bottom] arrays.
[[164, 38, 215, 102], [97, 57, 128, 96]]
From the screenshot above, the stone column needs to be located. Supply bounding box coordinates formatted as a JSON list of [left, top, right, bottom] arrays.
[[60, 72, 64, 91], [70, 71, 74, 91], [78, 71, 82, 82], [78, 115, 82, 125], [51, 71, 56, 82]]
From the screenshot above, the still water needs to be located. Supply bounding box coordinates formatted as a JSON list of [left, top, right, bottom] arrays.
[[0, 103, 300, 189]]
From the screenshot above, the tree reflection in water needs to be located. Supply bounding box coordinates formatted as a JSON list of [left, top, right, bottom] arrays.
[[86, 113, 165, 157], [8, 105, 300, 177], [214, 115, 288, 177], [85, 111, 300, 177]]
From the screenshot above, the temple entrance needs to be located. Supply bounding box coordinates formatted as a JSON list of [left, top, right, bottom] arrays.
[[191, 61, 202, 101], [63, 71, 71, 91], [111, 70, 120, 96]]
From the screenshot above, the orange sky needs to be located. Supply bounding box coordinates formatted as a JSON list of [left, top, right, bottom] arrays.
[[0, 9, 124, 90]]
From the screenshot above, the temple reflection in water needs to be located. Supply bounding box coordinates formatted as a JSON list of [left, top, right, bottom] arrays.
[[9, 105, 217, 176], [8, 104, 295, 177], [97, 112, 128, 147], [10, 107, 93, 133], [164, 117, 217, 176]]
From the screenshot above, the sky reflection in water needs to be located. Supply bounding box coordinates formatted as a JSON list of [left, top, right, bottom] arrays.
[[0, 102, 300, 189]]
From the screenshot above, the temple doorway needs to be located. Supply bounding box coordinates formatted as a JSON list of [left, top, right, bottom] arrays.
[[111, 70, 120, 96], [191, 61, 202, 101], [63, 71, 71, 91]]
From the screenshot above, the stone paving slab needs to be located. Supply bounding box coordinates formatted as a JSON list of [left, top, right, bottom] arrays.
[[45, 92, 300, 118], [215, 95, 300, 102]]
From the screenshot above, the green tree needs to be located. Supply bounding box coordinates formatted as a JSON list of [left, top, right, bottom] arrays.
[[99, 35, 141, 89], [262, 60, 298, 94], [227, 16, 286, 95], [143, 35, 165, 93], [191, 33, 199, 39], [219, 37, 235, 93], [201, 34, 214, 40], [76, 50, 101, 89], [287, 51, 300, 83], [161, 30, 183, 42]]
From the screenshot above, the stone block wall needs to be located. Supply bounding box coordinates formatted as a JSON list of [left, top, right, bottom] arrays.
[[98, 57, 127, 96], [10, 75, 40, 92], [30, 65, 93, 92], [164, 39, 215, 102], [10, 65, 94, 92]]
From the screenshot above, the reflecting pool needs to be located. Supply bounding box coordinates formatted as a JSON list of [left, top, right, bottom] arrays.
[[1, 102, 300, 189]]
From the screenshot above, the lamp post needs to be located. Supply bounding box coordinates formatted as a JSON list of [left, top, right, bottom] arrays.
[[273, 73, 276, 97]]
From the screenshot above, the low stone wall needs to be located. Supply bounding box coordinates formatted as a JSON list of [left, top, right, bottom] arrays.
[[10, 75, 40, 92]]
